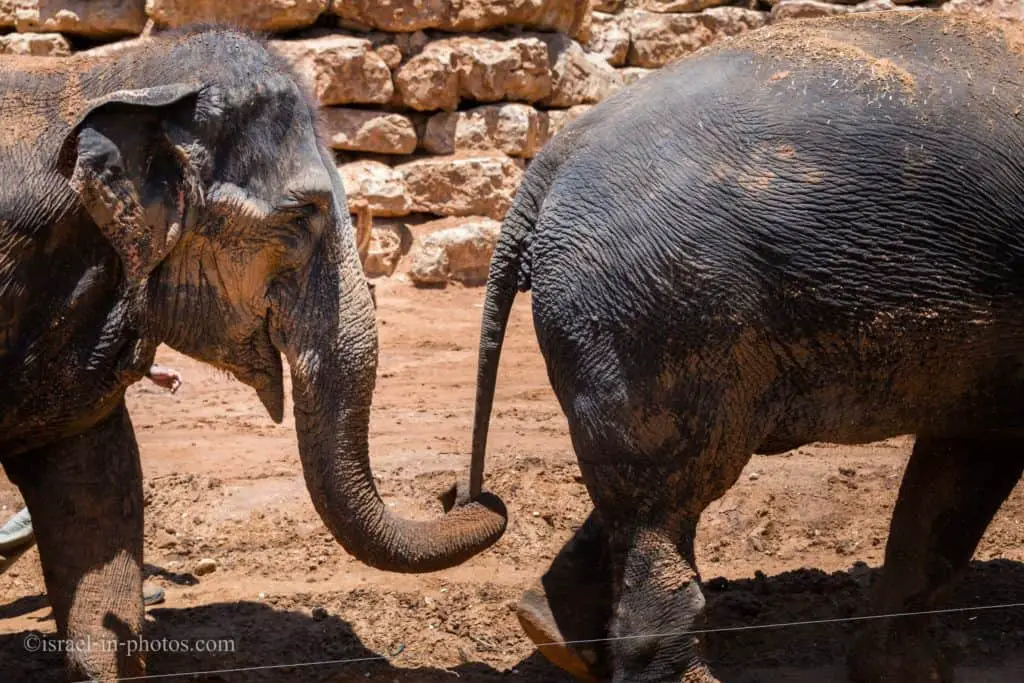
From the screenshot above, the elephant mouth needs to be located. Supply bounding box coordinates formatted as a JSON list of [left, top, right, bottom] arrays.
[[228, 313, 285, 424], [254, 358, 285, 423], [255, 312, 286, 423]]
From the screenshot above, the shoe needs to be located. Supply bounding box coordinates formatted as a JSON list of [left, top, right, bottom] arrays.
[[0, 508, 169, 607], [143, 583, 165, 606], [0, 507, 34, 554]]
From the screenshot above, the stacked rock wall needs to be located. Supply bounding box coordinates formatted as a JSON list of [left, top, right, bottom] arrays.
[[1, 1, 1019, 284]]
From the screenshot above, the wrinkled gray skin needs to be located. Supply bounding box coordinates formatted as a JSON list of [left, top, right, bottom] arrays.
[[0, 28, 505, 681], [468, 12, 1024, 683]]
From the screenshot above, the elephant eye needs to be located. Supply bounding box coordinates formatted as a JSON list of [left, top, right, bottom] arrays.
[[279, 204, 325, 241], [277, 191, 330, 237], [281, 189, 331, 213], [277, 201, 317, 217]]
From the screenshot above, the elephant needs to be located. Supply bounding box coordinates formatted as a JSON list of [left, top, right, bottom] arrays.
[[465, 11, 1024, 683], [0, 28, 506, 681]]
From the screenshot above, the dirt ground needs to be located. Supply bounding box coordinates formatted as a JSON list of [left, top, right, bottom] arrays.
[[2, 279, 1023, 682]]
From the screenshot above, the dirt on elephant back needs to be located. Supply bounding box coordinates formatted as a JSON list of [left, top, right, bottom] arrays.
[[1, 280, 1023, 682]]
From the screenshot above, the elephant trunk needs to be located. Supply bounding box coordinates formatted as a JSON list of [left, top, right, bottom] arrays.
[[283, 246, 507, 573]]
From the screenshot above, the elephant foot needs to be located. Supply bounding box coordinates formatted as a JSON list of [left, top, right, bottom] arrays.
[[680, 665, 722, 683], [517, 510, 615, 680], [849, 622, 952, 683], [517, 583, 607, 682]]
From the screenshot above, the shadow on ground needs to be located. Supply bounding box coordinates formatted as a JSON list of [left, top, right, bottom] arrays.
[[1, 559, 1021, 682], [704, 558, 1024, 681], [0, 596, 572, 683]]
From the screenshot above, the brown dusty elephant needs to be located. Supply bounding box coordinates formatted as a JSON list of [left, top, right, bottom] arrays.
[[467, 11, 1024, 683], [0, 27, 506, 681]]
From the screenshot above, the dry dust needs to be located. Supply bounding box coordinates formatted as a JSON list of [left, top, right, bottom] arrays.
[[1, 280, 1022, 682], [718, 15, 919, 94]]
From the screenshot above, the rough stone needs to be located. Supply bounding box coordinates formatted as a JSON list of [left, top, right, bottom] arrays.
[[387, 30, 431, 60], [594, 0, 624, 11], [395, 36, 551, 112], [771, 0, 850, 19], [77, 36, 151, 58], [617, 66, 656, 85], [942, 0, 1024, 21], [629, 0, 736, 11], [409, 217, 502, 287], [547, 104, 593, 136], [146, 0, 328, 32], [394, 41, 461, 111], [15, 1, 147, 38], [538, 33, 623, 108], [332, 0, 591, 36], [0, 1, 13, 28], [626, 7, 769, 69], [338, 161, 412, 218], [590, 11, 630, 67], [194, 558, 217, 576], [452, 36, 552, 106], [270, 36, 394, 106], [0, 31, 70, 56], [377, 44, 403, 70], [364, 219, 414, 278], [422, 104, 548, 158], [771, 0, 903, 20], [322, 109, 418, 155], [398, 155, 524, 220]]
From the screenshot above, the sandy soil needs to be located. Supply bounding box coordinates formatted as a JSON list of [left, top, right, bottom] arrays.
[[2, 279, 1022, 682]]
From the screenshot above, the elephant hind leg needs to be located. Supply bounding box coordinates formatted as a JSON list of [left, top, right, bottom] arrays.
[[4, 402, 145, 681], [849, 434, 1024, 683]]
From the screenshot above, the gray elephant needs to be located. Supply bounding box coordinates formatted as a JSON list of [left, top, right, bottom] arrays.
[[466, 11, 1024, 683], [0, 28, 505, 681]]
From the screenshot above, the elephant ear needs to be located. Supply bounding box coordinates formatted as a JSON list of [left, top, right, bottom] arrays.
[[57, 83, 206, 285]]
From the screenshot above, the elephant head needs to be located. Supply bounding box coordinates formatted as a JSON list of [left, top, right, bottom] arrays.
[[55, 31, 506, 572]]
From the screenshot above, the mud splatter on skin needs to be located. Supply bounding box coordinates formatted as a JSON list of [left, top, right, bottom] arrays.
[[737, 169, 775, 194], [775, 144, 797, 160]]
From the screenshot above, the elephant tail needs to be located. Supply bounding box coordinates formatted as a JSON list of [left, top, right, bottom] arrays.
[[466, 172, 545, 499]]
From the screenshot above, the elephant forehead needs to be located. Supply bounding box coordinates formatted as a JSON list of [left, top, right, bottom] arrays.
[[283, 164, 335, 200], [220, 116, 327, 199]]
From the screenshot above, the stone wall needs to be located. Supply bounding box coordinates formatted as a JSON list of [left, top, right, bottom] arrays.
[[1, 1, 1018, 285]]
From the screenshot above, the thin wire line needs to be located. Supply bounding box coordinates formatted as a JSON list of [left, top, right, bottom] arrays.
[[60, 600, 1024, 681], [73, 645, 405, 683], [535, 601, 1024, 648]]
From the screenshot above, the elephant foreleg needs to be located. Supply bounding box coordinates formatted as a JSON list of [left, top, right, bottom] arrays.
[[849, 435, 1024, 683], [576, 456, 726, 683], [517, 508, 615, 682], [605, 512, 717, 683], [4, 402, 145, 681]]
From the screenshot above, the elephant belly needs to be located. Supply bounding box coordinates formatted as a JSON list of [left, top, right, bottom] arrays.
[[755, 346, 1024, 454]]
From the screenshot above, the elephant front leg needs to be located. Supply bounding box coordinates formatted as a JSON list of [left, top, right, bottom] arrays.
[[849, 435, 1024, 683], [517, 508, 615, 682], [4, 402, 146, 681], [577, 460, 722, 683], [606, 517, 718, 683], [518, 504, 719, 683]]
